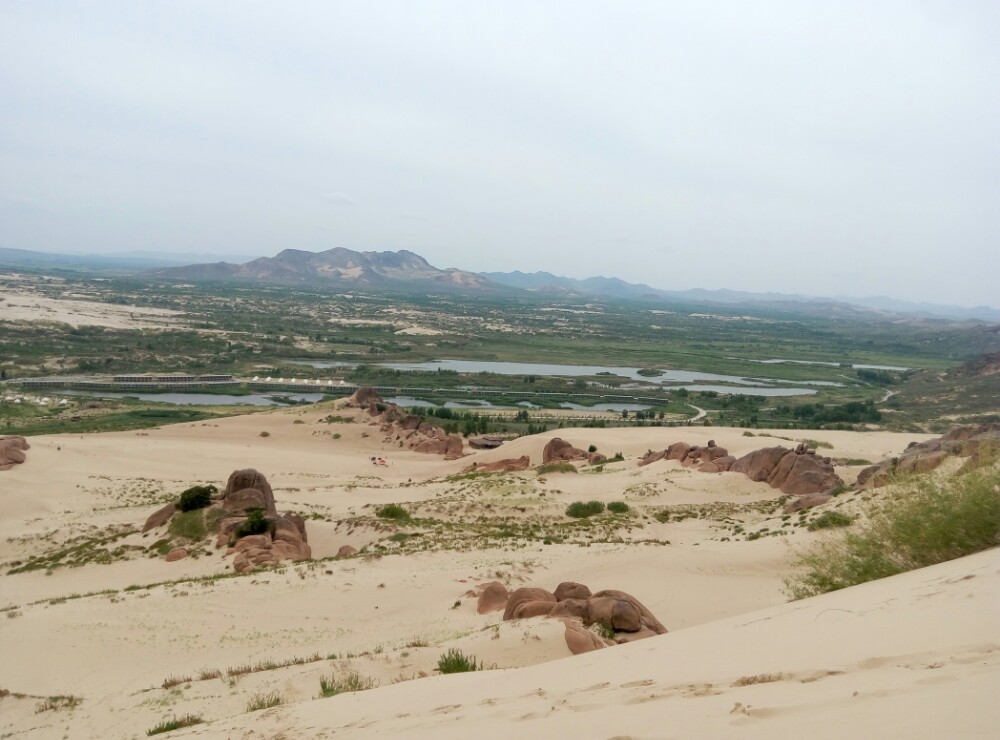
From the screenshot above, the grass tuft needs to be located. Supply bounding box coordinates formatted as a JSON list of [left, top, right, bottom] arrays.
[[147, 715, 204, 735], [376, 504, 411, 521], [606, 501, 630, 514], [318, 670, 377, 698], [807, 511, 855, 531], [436, 648, 483, 674], [246, 691, 283, 712]]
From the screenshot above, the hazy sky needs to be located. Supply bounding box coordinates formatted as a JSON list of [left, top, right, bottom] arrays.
[[1, 1, 998, 306]]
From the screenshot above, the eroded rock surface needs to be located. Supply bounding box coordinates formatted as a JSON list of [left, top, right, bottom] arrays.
[[857, 423, 1000, 488], [0, 436, 30, 471]]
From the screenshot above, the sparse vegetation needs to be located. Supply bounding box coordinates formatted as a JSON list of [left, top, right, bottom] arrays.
[[35, 695, 81, 713], [733, 673, 784, 686], [235, 507, 268, 538], [566, 500, 606, 518], [147, 715, 204, 735], [246, 691, 283, 712], [437, 648, 483, 674], [318, 670, 377, 698], [376, 503, 411, 521], [537, 462, 578, 475], [168, 509, 207, 541], [786, 467, 1000, 600], [807, 511, 855, 530], [178, 484, 216, 512]]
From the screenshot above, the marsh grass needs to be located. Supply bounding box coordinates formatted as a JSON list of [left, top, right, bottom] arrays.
[[785, 467, 1000, 600]]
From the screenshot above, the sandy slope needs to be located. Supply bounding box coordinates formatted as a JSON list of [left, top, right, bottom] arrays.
[[173, 548, 1000, 739], [3, 404, 992, 738]]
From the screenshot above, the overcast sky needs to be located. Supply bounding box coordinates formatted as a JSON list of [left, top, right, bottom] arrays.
[[1, 1, 997, 307]]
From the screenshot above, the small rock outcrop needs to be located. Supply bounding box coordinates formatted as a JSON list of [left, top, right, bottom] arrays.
[[542, 438, 590, 464], [469, 436, 503, 450], [0, 436, 30, 471], [477, 581, 510, 614], [471, 580, 666, 654], [857, 423, 1000, 488], [465, 456, 531, 473]]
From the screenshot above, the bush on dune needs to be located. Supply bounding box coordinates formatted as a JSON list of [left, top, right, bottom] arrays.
[[785, 466, 1000, 600]]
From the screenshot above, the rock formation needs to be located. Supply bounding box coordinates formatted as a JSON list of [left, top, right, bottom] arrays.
[[857, 423, 1000, 488], [639, 439, 842, 507], [464, 456, 531, 473], [542, 438, 590, 464], [345, 387, 466, 459], [0, 435, 30, 471], [640, 440, 732, 471], [141, 469, 310, 572], [471, 580, 666, 655]]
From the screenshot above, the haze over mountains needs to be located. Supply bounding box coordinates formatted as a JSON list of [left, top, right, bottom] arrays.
[[2, 245, 998, 322]]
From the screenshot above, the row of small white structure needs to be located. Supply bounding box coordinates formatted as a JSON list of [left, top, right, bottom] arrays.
[[3, 393, 69, 406], [251, 377, 348, 386]]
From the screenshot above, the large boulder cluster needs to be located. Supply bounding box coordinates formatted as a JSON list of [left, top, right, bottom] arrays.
[[0, 436, 29, 471], [858, 423, 1000, 488], [473, 580, 667, 655], [345, 387, 465, 459], [639, 439, 734, 472], [142, 468, 310, 572], [641, 439, 842, 501]]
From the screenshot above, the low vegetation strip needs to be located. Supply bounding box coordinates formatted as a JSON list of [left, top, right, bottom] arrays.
[[785, 465, 1000, 599]]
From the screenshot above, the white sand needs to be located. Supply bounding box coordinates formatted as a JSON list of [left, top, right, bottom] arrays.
[[1, 407, 994, 738], [0, 288, 184, 329]]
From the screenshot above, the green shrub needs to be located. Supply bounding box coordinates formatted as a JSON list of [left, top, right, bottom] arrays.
[[566, 500, 605, 518], [178, 484, 216, 512], [318, 670, 377, 698], [168, 510, 207, 541], [807, 511, 855, 530], [785, 467, 1000, 600], [654, 509, 670, 523], [607, 501, 630, 514], [235, 507, 268, 538], [147, 715, 204, 735], [588, 444, 598, 453], [537, 462, 577, 475], [376, 504, 410, 521], [437, 648, 482, 674]]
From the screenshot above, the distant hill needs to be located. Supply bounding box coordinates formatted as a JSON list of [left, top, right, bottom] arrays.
[[147, 247, 492, 291], [482, 270, 1000, 322], [0, 247, 261, 271]]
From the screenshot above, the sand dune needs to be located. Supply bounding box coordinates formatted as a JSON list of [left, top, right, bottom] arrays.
[[1, 403, 994, 739]]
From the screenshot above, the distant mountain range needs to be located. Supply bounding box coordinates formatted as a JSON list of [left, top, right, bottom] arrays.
[[482, 270, 1000, 322], [147, 248, 491, 290], [2, 246, 997, 322]]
